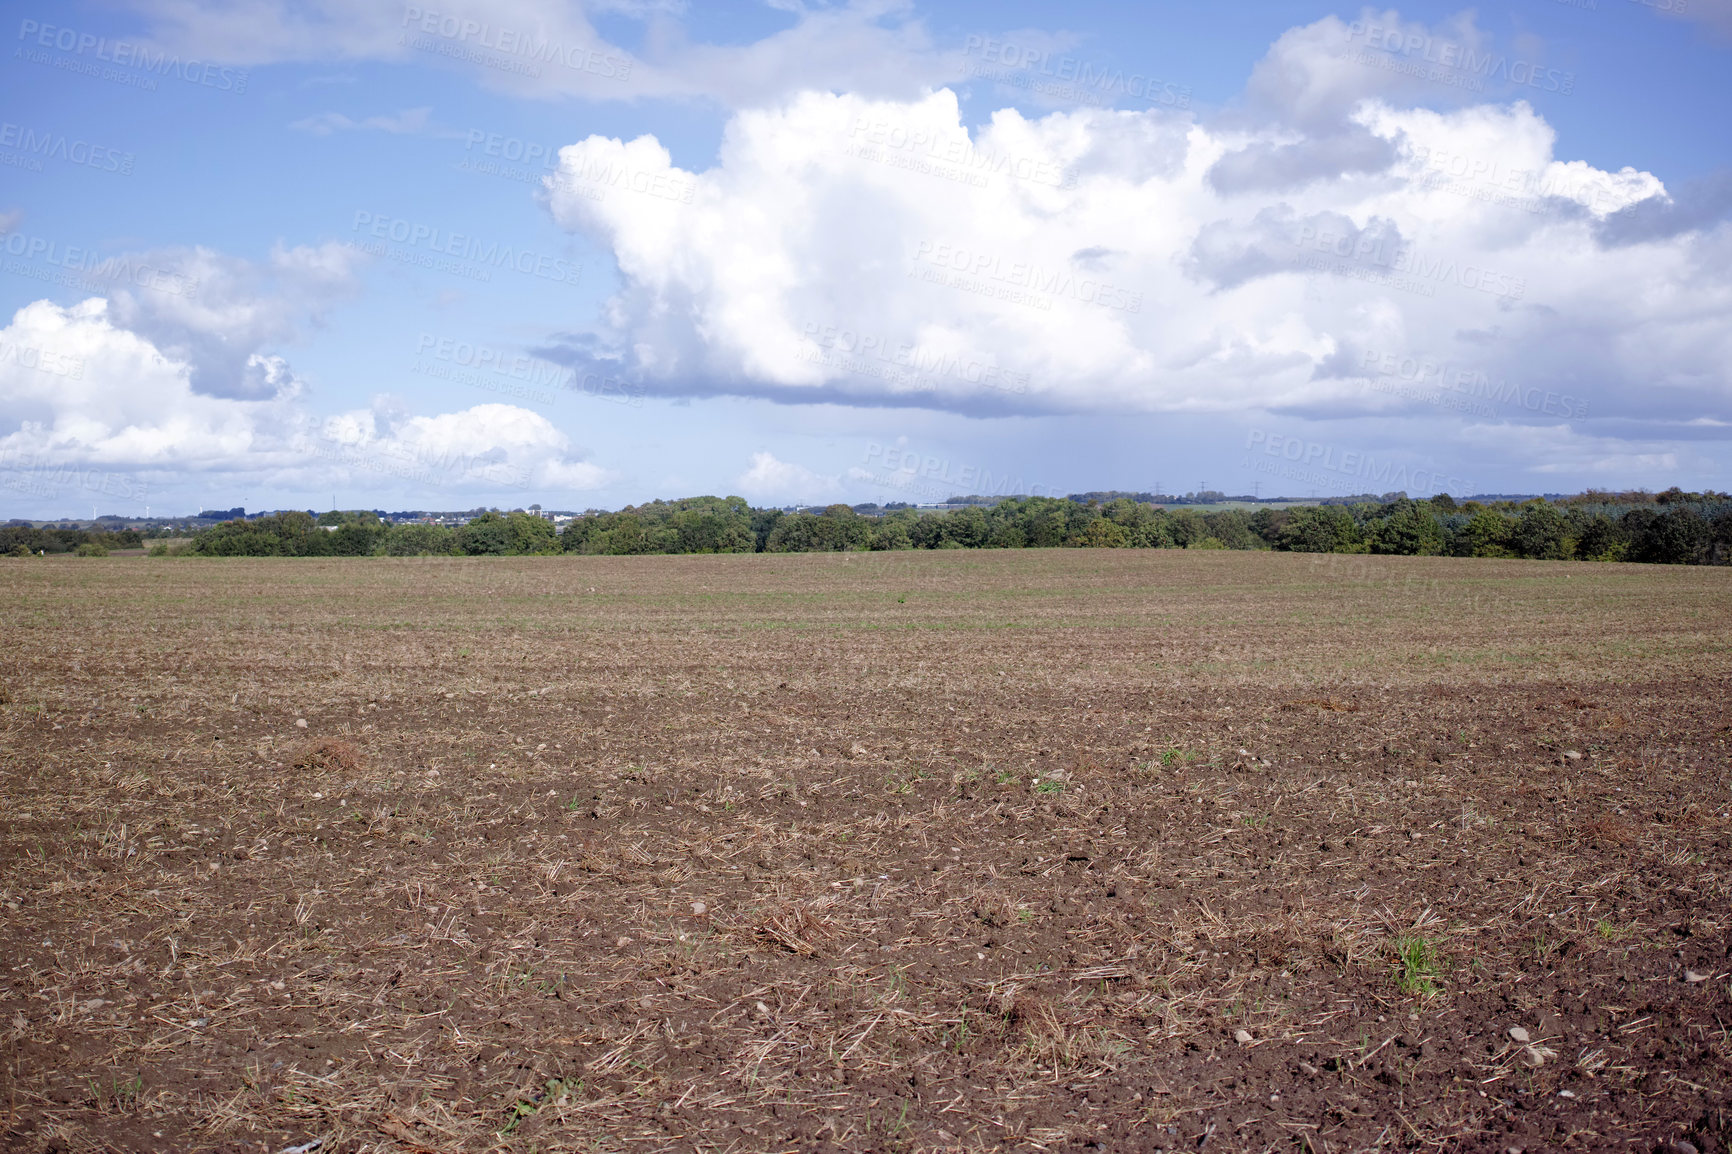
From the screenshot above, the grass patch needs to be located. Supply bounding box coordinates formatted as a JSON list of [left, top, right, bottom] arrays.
[[1392, 934, 1444, 997]]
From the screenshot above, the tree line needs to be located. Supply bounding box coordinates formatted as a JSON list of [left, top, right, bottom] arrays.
[[2, 525, 144, 557], [127, 490, 1732, 565]]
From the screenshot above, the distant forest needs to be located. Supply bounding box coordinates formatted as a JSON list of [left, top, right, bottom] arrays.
[[7, 488, 1712, 565]]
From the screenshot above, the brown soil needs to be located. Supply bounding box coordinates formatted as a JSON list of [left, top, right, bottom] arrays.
[[1, 551, 1728, 1153]]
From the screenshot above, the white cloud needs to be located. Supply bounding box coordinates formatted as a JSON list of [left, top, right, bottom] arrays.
[[0, 296, 610, 503], [304, 400, 612, 491], [96, 241, 366, 400], [538, 44, 1731, 430], [111, 0, 960, 107], [0, 298, 293, 469], [733, 450, 839, 502], [1457, 421, 1690, 485], [289, 106, 449, 136]]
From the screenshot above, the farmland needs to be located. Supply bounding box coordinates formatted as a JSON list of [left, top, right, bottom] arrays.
[[1, 550, 1729, 1152]]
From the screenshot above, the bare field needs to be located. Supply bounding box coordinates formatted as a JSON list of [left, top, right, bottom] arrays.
[[1, 550, 1729, 1153]]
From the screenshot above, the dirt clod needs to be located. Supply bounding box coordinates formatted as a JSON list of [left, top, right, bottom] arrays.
[[291, 740, 364, 773]]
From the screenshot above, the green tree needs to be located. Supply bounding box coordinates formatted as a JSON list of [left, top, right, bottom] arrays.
[[383, 523, 458, 556], [1073, 517, 1130, 547], [1019, 499, 1080, 547], [766, 505, 873, 552], [1631, 507, 1708, 564], [1276, 505, 1358, 552], [189, 511, 333, 556], [456, 512, 513, 555], [1369, 499, 1445, 556], [939, 505, 990, 548], [504, 511, 560, 555], [1454, 510, 1514, 558], [1166, 508, 1207, 548], [665, 497, 754, 553], [591, 513, 649, 555], [330, 521, 384, 556], [1510, 501, 1572, 560], [1201, 509, 1258, 549], [1570, 513, 1625, 561]]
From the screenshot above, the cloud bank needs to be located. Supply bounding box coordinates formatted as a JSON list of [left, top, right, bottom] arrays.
[[538, 13, 1731, 444]]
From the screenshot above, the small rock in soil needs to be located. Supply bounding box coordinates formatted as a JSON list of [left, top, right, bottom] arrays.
[[1507, 1026, 1530, 1043], [1233, 1029, 1253, 1045], [1683, 970, 1708, 983]]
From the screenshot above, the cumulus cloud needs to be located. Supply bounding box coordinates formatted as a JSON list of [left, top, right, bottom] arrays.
[[1207, 130, 1398, 195], [303, 400, 612, 491], [537, 24, 1730, 431], [1239, 10, 1488, 130], [96, 241, 365, 401], [733, 451, 839, 502], [0, 298, 295, 469], [1594, 170, 1732, 248], [0, 296, 610, 502]]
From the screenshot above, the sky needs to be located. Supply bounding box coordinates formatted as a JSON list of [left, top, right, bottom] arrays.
[[1, 0, 1729, 517]]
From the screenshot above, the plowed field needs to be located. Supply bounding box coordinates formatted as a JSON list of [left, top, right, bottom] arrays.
[[2, 550, 1728, 1153]]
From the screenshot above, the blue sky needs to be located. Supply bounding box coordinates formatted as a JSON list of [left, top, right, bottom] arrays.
[[2, 0, 1729, 517]]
